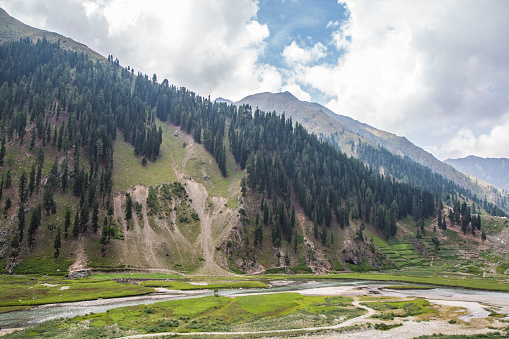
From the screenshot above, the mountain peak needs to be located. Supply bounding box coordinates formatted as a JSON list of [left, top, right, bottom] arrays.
[[214, 97, 233, 105], [277, 91, 299, 101]]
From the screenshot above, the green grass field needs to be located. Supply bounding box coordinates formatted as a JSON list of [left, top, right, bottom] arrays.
[[366, 298, 433, 320], [112, 122, 181, 191], [5, 293, 365, 337], [0, 276, 154, 307]]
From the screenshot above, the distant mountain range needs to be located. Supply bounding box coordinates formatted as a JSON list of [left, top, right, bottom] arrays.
[[445, 156, 509, 191]]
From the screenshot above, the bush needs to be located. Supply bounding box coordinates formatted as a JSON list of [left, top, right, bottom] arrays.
[[265, 267, 286, 274], [375, 323, 402, 331]]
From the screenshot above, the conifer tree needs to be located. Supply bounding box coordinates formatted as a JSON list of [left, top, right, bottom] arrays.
[[18, 170, 27, 203], [3, 197, 11, 215], [17, 204, 25, 243], [92, 201, 99, 233], [125, 193, 132, 221], [61, 157, 68, 192], [73, 210, 80, 237], [4, 169, 10, 188], [27, 207, 41, 247], [28, 163, 35, 197], [64, 208, 71, 239], [53, 227, 61, 260], [0, 137, 5, 166]]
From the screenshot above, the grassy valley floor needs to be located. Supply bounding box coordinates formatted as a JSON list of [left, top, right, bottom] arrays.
[[2, 274, 509, 338]]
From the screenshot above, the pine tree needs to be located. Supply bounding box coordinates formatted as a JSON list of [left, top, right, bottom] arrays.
[[28, 163, 35, 197], [53, 227, 61, 260], [28, 209, 40, 247], [29, 128, 36, 151], [3, 197, 11, 215], [73, 210, 80, 237], [80, 204, 89, 233], [321, 225, 327, 245], [92, 201, 99, 233], [61, 157, 68, 192], [17, 204, 25, 243], [43, 188, 56, 216], [57, 122, 64, 151], [35, 146, 44, 193], [193, 124, 201, 143], [125, 193, 133, 220], [291, 205, 296, 229], [0, 137, 5, 166], [47, 156, 59, 188], [64, 208, 71, 238], [18, 170, 27, 203], [4, 170, 11, 188]]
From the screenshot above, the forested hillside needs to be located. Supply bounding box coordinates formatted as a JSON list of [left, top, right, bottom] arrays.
[[0, 36, 503, 275], [237, 92, 509, 215]]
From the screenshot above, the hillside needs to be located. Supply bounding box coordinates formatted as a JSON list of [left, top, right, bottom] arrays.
[[236, 92, 364, 157], [445, 155, 509, 191], [0, 9, 508, 279], [236, 92, 494, 203], [0, 8, 104, 61]]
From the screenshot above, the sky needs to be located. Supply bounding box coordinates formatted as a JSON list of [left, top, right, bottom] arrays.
[[1, 0, 509, 161]]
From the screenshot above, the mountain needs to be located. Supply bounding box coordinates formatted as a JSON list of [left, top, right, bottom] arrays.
[[0, 8, 104, 61], [236, 92, 494, 202], [445, 156, 509, 191], [0, 8, 507, 279], [237, 92, 363, 156], [214, 97, 233, 105]]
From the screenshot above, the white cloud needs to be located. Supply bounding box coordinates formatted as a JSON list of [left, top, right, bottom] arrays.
[[0, 0, 280, 101], [283, 41, 327, 65], [2, 0, 509, 160], [281, 0, 509, 159], [432, 114, 509, 160]]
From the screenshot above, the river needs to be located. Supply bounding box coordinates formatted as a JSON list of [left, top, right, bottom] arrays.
[[1, 279, 508, 329]]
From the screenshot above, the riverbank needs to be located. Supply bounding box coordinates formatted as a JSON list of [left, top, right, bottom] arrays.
[[260, 272, 509, 292], [2, 279, 509, 338]]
